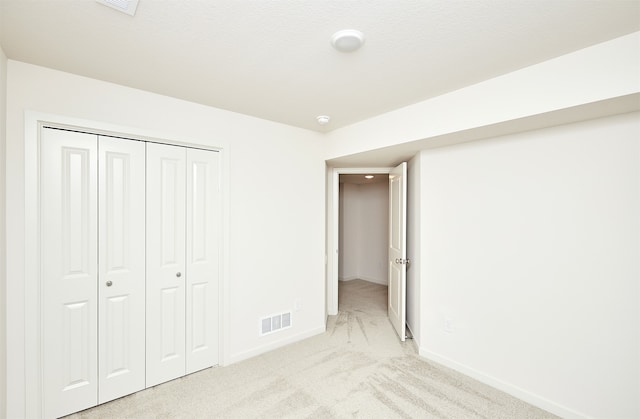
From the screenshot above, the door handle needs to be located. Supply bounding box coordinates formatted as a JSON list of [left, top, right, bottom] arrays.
[[176, 272, 182, 278], [106, 280, 113, 287]]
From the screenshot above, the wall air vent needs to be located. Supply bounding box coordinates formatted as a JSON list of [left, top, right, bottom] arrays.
[[96, 0, 140, 16], [260, 311, 292, 336]]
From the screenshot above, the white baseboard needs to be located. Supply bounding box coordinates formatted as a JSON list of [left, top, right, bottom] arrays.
[[405, 322, 418, 342], [359, 275, 388, 286], [226, 325, 326, 366], [339, 276, 388, 285], [418, 348, 590, 419], [404, 323, 419, 352]]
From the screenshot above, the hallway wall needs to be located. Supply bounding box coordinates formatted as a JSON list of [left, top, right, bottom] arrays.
[[0, 41, 7, 419]]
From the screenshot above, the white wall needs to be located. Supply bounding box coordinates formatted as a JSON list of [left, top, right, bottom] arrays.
[[0, 43, 7, 419], [339, 182, 359, 280], [418, 112, 639, 418], [339, 181, 388, 285], [5, 60, 326, 417], [358, 182, 388, 284], [406, 155, 421, 342]]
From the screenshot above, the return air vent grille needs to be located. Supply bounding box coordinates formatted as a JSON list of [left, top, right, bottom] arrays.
[[96, 0, 140, 16], [260, 311, 292, 336]]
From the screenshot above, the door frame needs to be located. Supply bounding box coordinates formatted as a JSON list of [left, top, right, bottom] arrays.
[[21, 111, 228, 418], [326, 167, 392, 316]]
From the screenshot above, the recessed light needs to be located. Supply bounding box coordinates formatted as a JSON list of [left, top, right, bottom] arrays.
[[331, 30, 365, 53], [316, 115, 331, 125], [365, 175, 374, 179]]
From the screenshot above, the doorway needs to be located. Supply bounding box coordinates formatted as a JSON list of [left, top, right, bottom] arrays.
[[327, 165, 408, 341], [337, 172, 390, 322], [327, 167, 391, 317], [339, 174, 389, 280]]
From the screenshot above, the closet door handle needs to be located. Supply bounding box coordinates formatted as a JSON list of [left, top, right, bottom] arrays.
[[106, 280, 113, 287], [176, 272, 182, 278]]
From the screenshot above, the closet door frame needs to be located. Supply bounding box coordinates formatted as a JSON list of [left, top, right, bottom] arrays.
[[22, 112, 226, 418]]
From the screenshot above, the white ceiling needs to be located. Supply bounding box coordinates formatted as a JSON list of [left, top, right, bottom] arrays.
[[1, 0, 639, 132]]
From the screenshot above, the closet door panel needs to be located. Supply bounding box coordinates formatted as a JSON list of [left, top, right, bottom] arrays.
[[186, 149, 220, 373], [98, 137, 146, 403], [146, 142, 187, 387], [42, 129, 98, 418]]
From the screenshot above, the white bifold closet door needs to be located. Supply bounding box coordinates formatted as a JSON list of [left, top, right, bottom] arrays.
[[98, 136, 146, 403], [146, 143, 219, 388], [42, 129, 146, 418]]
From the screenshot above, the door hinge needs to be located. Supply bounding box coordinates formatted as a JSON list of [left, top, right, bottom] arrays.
[[395, 258, 410, 265]]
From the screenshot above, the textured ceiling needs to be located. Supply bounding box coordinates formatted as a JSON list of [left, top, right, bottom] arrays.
[[1, 0, 639, 132]]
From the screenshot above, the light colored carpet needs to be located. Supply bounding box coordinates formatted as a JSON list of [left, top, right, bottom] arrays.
[[66, 279, 557, 418]]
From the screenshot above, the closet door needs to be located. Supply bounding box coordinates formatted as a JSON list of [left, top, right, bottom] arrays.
[[98, 137, 146, 403], [42, 129, 98, 418], [146, 143, 187, 387], [186, 148, 220, 373]]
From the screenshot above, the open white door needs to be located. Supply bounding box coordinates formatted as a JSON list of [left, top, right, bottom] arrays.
[[388, 162, 407, 341]]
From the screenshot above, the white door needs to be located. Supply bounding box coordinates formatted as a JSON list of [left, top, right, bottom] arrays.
[[186, 148, 220, 373], [388, 162, 407, 341], [98, 136, 146, 403], [146, 142, 187, 387], [42, 129, 99, 418]]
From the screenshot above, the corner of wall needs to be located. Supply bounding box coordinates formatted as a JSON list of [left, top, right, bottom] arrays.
[[0, 43, 8, 419], [406, 153, 421, 345], [418, 348, 587, 419]]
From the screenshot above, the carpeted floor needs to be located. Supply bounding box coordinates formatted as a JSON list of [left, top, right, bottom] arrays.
[[66, 279, 557, 418]]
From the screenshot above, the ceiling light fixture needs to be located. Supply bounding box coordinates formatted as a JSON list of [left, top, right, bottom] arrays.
[[316, 115, 331, 125], [331, 29, 365, 53], [365, 175, 374, 179]]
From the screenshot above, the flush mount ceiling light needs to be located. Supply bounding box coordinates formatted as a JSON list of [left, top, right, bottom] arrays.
[[96, 0, 140, 16], [316, 115, 331, 125], [365, 175, 374, 179], [331, 29, 365, 53]]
